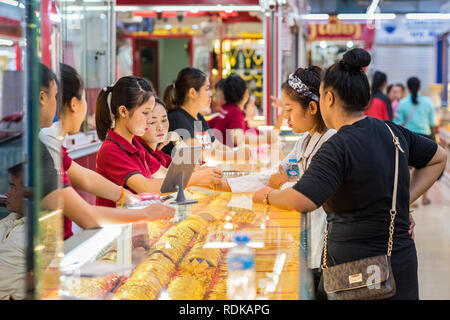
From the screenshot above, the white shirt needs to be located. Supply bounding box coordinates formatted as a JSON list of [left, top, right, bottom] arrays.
[[228, 129, 337, 269], [0, 212, 26, 300], [39, 121, 64, 171]]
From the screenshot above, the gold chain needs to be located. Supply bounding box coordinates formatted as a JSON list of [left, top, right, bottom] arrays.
[[387, 209, 396, 256], [322, 229, 328, 269]]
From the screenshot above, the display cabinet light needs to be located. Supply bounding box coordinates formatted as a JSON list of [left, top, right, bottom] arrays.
[[347, 41, 354, 48]]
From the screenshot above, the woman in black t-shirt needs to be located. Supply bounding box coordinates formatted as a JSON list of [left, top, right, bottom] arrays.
[[254, 49, 447, 300], [162, 68, 250, 163]]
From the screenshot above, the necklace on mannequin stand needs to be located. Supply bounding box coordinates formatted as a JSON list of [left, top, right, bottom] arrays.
[[253, 72, 263, 87], [242, 46, 255, 69], [252, 53, 263, 67], [229, 48, 239, 68]]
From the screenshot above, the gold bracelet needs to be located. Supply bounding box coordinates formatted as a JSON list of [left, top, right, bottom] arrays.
[[115, 187, 125, 208]]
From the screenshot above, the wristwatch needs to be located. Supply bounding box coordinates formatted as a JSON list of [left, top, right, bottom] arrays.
[[263, 191, 272, 206]]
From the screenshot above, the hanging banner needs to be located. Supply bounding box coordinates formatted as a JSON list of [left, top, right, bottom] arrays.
[[308, 16, 375, 43]]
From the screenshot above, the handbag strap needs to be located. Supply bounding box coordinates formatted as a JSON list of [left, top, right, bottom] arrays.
[[401, 103, 419, 127], [322, 123, 404, 269]]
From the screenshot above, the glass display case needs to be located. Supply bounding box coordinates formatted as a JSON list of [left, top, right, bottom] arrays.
[[53, 187, 313, 300]]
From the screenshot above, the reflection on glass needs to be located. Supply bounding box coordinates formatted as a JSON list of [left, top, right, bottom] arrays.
[[0, 0, 26, 300]]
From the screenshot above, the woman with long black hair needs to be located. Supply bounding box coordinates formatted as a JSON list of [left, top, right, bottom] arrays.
[[365, 71, 393, 121]]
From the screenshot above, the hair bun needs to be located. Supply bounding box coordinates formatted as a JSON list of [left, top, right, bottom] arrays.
[[343, 48, 371, 70]]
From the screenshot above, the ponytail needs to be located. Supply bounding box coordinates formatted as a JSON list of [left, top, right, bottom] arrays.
[[163, 67, 207, 112], [407, 77, 420, 105], [163, 83, 178, 112], [95, 76, 154, 141], [95, 88, 113, 141]]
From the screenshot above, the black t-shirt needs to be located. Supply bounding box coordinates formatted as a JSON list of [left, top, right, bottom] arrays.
[[293, 117, 437, 252], [163, 107, 216, 156]]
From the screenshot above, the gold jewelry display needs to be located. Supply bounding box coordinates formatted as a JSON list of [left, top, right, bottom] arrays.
[[242, 46, 255, 69], [240, 72, 253, 82], [253, 73, 263, 87], [229, 48, 239, 68], [252, 53, 263, 67]]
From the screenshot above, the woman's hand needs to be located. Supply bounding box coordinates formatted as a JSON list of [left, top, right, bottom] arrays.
[[189, 167, 223, 188], [253, 186, 273, 204], [141, 203, 175, 221], [123, 189, 139, 206], [268, 165, 288, 189], [271, 96, 288, 120]]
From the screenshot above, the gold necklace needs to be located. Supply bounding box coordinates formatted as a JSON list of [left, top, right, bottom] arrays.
[[242, 46, 255, 69], [253, 73, 263, 87], [229, 48, 239, 68], [240, 72, 253, 82], [252, 53, 263, 67]]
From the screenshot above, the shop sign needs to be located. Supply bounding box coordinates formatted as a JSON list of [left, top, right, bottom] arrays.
[[308, 16, 375, 42], [376, 15, 450, 44]]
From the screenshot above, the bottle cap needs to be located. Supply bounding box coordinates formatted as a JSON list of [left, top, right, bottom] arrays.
[[234, 234, 250, 244]]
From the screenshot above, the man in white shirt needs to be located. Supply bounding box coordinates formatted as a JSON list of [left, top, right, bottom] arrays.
[[0, 163, 26, 300]]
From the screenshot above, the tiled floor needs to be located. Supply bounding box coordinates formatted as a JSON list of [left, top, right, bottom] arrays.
[[413, 180, 450, 300]]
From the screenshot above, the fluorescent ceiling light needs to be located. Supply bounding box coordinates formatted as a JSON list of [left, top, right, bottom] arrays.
[[0, 39, 14, 46], [366, 0, 380, 15], [0, 0, 18, 6], [406, 13, 450, 19], [298, 14, 329, 20], [115, 5, 261, 12], [337, 13, 396, 20]]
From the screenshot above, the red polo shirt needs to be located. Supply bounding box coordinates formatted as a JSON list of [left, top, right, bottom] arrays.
[[96, 129, 154, 207], [134, 136, 173, 171], [207, 103, 247, 146], [61, 146, 74, 240], [365, 97, 390, 121]]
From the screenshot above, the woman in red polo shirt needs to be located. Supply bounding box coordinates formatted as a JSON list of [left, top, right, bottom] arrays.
[[136, 98, 222, 184], [38, 65, 175, 239], [95, 77, 222, 206], [162, 67, 250, 162], [208, 74, 276, 148]]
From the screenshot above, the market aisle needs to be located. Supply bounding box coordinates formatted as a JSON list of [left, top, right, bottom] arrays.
[[413, 180, 450, 300]]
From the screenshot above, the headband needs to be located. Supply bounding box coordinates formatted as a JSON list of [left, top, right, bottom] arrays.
[[287, 73, 319, 102]]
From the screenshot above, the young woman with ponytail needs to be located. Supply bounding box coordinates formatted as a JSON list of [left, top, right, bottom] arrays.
[[38, 67, 175, 239], [162, 67, 250, 162], [394, 77, 437, 205], [95, 76, 222, 207]]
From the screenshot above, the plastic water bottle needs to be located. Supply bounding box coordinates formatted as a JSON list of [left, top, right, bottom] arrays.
[[286, 159, 300, 182], [227, 234, 256, 300]]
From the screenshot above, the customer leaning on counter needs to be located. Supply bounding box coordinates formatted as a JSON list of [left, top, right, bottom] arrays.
[[95, 76, 222, 207], [37, 64, 175, 240], [214, 66, 335, 296], [253, 48, 447, 300]]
